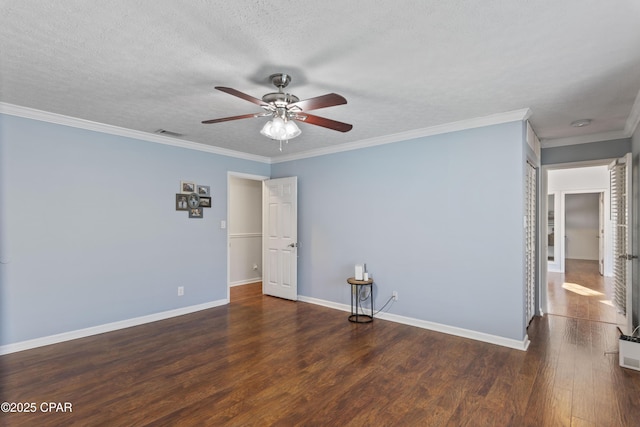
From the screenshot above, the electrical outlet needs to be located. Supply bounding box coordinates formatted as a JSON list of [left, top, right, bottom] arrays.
[[178, 286, 184, 296], [392, 291, 398, 301]]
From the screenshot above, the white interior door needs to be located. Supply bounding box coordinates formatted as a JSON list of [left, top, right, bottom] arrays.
[[610, 153, 633, 334], [263, 177, 298, 300]]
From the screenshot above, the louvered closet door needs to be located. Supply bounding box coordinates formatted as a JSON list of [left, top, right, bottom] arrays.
[[610, 153, 633, 334], [525, 161, 536, 325]]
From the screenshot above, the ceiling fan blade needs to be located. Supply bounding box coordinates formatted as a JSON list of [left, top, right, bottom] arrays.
[[288, 93, 347, 111], [215, 87, 268, 107], [295, 113, 353, 132], [201, 113, 263, 124]]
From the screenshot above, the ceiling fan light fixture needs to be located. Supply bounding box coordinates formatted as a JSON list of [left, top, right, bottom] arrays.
[[203, 73, 351, 151], [260, 117, 301, 141]]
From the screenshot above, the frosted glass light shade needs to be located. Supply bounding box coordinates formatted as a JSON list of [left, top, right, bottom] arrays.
[[260, 117, 301, 140]]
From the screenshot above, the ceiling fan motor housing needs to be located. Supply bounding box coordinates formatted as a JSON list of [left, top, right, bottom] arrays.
[[263, 73, 299, 106], [261, 92, 300, 105]]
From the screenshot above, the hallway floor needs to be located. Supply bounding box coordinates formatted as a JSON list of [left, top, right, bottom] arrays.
[[547, 259, 617, 324]]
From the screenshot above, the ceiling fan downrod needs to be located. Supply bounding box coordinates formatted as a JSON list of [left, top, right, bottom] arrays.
[[270, 73, 291, 90]]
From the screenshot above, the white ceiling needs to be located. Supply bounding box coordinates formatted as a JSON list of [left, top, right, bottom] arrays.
[[2, 1, 640, 160]]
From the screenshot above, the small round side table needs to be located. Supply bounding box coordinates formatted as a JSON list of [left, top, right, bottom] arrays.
[[347, 277, 374, 323]]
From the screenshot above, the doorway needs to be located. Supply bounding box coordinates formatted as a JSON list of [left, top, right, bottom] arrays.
[[542, 162, 616, 322], [227, 172, 268, 302], [545, 165, 611, 276], [564, 192, 601, 268]]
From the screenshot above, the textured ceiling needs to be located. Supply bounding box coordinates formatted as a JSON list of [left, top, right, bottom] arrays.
[[1, 0, 640, 159]]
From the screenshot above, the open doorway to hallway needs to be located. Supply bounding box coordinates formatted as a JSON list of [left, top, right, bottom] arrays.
[[543, 163, 615, 323], [227, 172, 268, 302], [546, 166, 611, 276], [230, 281, 262, 303]]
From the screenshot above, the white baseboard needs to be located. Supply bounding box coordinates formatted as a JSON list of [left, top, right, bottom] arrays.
[[298, 295, 352, 313], [229, 277, 262, 287], [298, 295, 529, 351], [2, 295, 530, 355], [0, 299, 228, 355]]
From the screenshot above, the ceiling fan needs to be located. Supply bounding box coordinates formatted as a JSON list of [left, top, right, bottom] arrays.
[[202, 73, 352, 150]]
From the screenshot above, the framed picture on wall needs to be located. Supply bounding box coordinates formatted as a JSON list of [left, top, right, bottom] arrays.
[[199, 196, 212, 208], [175, 194, 189, 211], [197, 185, 210, 196], [181, 181, 196, 193], [189, 207, 203, 218]]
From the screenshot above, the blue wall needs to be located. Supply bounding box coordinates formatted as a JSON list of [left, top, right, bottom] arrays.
[[0, 114, 269, 345], [272, 121, 527, 341], [1, 113, 529, 347], [541, 138, 631, 165]]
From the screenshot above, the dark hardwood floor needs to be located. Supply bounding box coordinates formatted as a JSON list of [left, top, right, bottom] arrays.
[[1, 279, 640, 426], [547, 259, 617, 324]]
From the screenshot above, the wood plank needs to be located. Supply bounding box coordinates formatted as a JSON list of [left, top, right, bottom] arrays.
[[1, 281, 640, 426]]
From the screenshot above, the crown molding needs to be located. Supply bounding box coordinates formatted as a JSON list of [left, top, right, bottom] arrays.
[[271, 108, 532, 163], [2, 103, 535, 164], [0, 103, 271, 164], [4, 98, 639, 162]]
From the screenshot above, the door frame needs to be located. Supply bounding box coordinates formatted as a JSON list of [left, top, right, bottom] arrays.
[[226, 171, 269, 303], [552, 190, 607, 273], [540, 158, 616, 314], [546, 191, 561, 272]]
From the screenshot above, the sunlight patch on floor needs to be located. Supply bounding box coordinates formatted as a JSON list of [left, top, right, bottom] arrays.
[[599, 299, 614, 307], [562, 282, 604, 296]]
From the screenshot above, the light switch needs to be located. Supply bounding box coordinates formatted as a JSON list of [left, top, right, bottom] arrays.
[[220, 220, 226, 229]]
